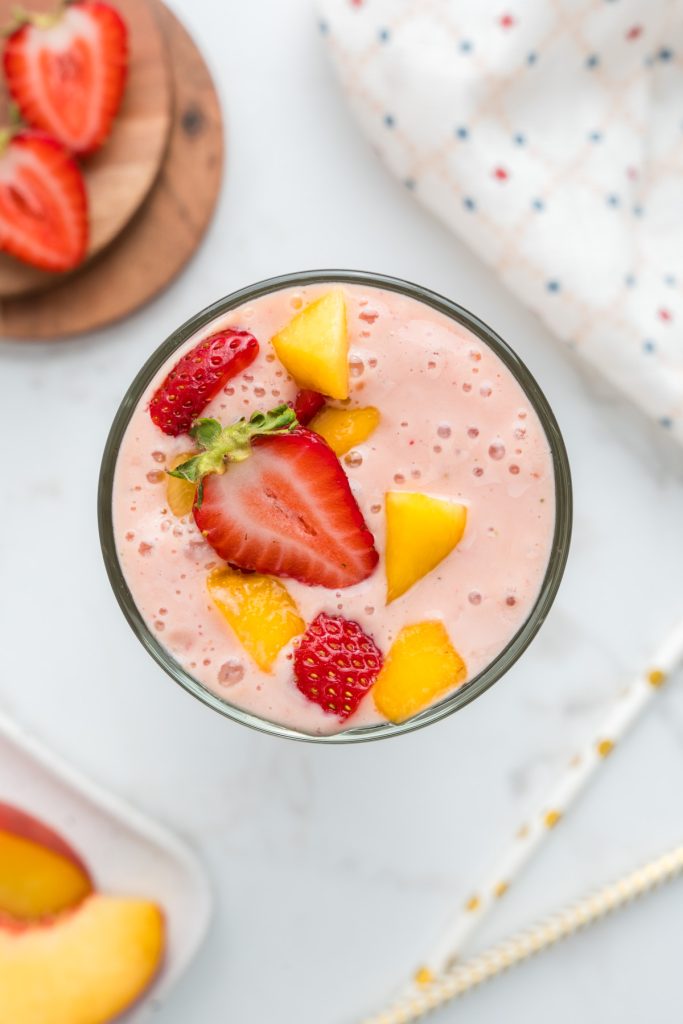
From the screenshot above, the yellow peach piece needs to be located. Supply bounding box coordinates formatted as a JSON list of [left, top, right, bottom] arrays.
[[207, 567, 305, 672], [271, 290, 348, 399], [0, 830, 92, 923], [166, 452, 197, 518], [310, 405, 380, 456], [373, 620, 467, 722], [0, 894, 165, 1024], [385, 492, 467, 603]]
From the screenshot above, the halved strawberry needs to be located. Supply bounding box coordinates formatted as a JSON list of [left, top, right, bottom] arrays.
[[0, 130, 88, 271], [292, 389, 325, 425], [170, 406, 379, 589], [4, 1, 128, 156], [149, 329, 259, 437]]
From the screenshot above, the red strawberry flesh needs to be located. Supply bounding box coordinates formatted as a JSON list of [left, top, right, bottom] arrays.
[[0, 131, 88, 271], [294, 612, 383, 719], [293, 389, 325, 425], [149, 330, 259, 436], [4, 2, 128, 156], [193, 427, 379, 588]]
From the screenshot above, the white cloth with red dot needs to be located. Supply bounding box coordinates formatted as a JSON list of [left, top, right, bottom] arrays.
[[319, 0, 683, 442]]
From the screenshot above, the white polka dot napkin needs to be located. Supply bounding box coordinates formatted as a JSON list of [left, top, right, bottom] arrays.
[[318, 0, 683, 444]]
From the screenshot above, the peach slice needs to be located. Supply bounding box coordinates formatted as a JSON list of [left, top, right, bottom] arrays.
[[373, 620, 467, 722], [166, 451, 197, 517], [207, 566, 305, 671], [385, 492, 467, 603], [309, 405, 380, 456], [0, 893, 165, 1024], [0, 804, 92, 922], [271, 290, 348, 399]]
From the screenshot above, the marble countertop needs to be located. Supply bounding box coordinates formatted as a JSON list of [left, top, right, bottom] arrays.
[[2, 1, 682, 1021]]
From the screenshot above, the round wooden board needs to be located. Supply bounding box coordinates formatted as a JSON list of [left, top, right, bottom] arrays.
[[0, 0, 173, 298], [0, 1, 223, 339]]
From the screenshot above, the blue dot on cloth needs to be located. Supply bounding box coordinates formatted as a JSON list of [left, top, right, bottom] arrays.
[[378, 28, 390, 43], [455, 126, 469, 139], [586, 54, 600, 68], [527, 51, 538, 65], [462, 196, 476, 211], [513, 133, 526, 145], [546, 280, 561, 293], [642, 339, 656, 353], [532, 197, 545, 211], [404, 177, 416, 190], [384, 114, 395, 128], [460, 40, 473, 53], [588, 130, 602, 142], [607, 193, 620, 207], [660, 416, 674, 429]]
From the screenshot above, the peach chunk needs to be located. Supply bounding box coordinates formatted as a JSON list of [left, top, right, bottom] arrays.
[[309, 406, 379, 456], [0, 893, 165, 1024], [385, 492, 467, 603], [0, 804, 92, 922], [207, 566, 305, 671], [373, 620, 467, 722], [166, 451, 197, 517], [271, 290, 348, 399]]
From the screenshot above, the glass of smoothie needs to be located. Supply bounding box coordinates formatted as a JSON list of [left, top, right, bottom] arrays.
[[98, 271, 572, 742]]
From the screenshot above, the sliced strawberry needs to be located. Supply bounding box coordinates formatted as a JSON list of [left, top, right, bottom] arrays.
[[0, 130, 87, 271], [292, 389, 325, 425], [170, 406, 379, 589], [149, 330, 259, 436], [294, 612, 383, 719], [4, 1, 128, 156]]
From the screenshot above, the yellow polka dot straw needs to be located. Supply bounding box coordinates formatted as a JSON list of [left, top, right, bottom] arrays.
[[363, 844, 683, 1024], [408, 616, 683, 985]]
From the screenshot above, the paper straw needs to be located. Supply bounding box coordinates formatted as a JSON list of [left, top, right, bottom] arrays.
[[418, 614, 683, 979], [363, 843, 683, 1024]]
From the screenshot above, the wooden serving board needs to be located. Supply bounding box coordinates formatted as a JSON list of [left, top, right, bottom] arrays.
[[0, 1, 223, 338], [0, 0, 173, 298]]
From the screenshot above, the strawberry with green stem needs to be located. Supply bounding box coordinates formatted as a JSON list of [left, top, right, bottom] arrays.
[[170, 404, 379, 589]]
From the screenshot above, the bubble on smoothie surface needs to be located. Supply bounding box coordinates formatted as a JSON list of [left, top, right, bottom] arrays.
[[509, 464, 520, 475], [437, 424, 451, 438], [506, 595, 517, 607], [394, 473, 405, 484], [219, 660, 244, 686], [152, 451, 166, 463], [370, 503, 382, 514], [349, 355, 364, 377], [469, 349, 482, 361], [480, 384, 492, 397], [467, 426, 479, 438], [473, 466, 484, 477], [462, 382, 472, 392], [345, 451, 363, 468], [359, 310, 378, 324], [514, 426, 527, 440], [254, 386, 266, 398], [147, 470, 164, 484], [138, 542, 153, 556], [468, 591, 482, 605], [488, 442, 505, 460]]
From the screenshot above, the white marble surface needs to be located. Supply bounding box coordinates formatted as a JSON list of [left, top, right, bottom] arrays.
[[2, 1, 683, 1021]]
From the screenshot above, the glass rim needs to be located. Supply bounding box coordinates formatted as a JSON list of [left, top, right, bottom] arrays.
[[98, 268, 572, 744]]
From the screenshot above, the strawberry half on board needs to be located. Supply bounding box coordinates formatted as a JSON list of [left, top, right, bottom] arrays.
[[169, 405, 379, 589], [0, 130, 88, 271], [4, 1, 128, 156], [149, 329, 260, 437]]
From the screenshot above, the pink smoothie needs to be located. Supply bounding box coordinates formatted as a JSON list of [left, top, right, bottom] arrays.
[[112, 283, 555, 735]]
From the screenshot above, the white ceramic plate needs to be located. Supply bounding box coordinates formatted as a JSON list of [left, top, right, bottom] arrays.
[[0, 707, 212, 1021]]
